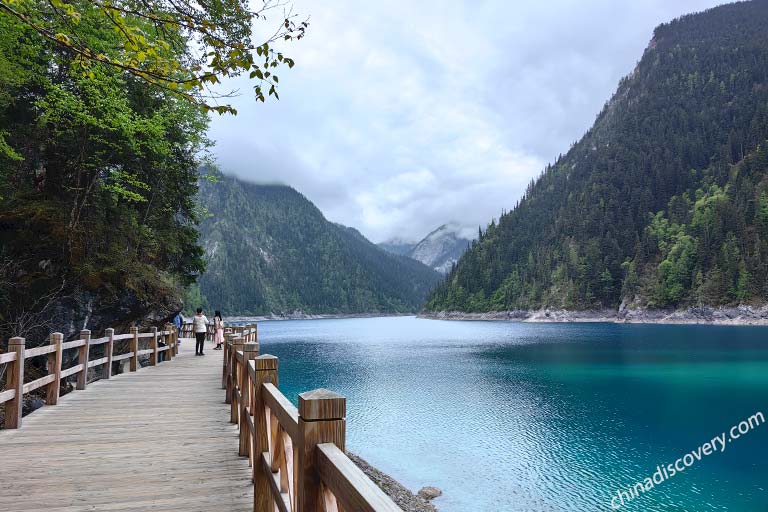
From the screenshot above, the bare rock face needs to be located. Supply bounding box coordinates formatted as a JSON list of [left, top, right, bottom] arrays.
[[49, 287, 180, 340], [418, 486, 443, 501]]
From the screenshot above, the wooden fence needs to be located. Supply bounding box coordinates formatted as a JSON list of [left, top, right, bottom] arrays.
[[181, 321, 216, 341], [0, 324, 178, 429], [223, 325, 402, 512]]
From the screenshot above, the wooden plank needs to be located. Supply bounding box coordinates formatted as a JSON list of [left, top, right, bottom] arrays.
[[6, 338, 24, 428], [262, 383, 299, 441], [150, 327, 158, 366], [47, 333, 63, 405], [261, 452, 292, 512], [137, 332, 155, 338], [24, 345, 57, 358], [130, 327, 138, 372], [88, 336, 110, 346], [60, 363, 84, 379], [112, 352, 135, 362], [296, 389, 346, 512], [61, 339, 86, 351], [104, 328, 114, 380], [136, 349, 153, 356], [317, 443, 402, 512], [112, 333, 134, 341], [87, 357, 109, 368], [77, 330, 90, 391], [0, 388, 16, 404], [252, 355, 278, 512], [22, 374, 57, 394], [0, 351, 17, 365]]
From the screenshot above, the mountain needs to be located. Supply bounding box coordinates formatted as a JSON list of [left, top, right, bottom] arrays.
[[378, 239, 417, 257], [409, 223, 474, 274], [380, 223, 474, 274], [427, 1, 768, 314], [196, 174, 441, 315]]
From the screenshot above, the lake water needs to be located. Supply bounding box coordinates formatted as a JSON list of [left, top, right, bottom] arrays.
[[253, 316, 767, 512]]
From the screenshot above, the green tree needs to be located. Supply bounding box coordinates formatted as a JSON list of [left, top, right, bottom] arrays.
[[0, 0, 307, 113]]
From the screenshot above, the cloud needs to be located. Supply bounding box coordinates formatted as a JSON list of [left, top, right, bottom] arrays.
[[208, 0, 726, 243]]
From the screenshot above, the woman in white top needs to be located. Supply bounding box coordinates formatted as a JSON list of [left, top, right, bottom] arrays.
[[192, 307, 209, 356]]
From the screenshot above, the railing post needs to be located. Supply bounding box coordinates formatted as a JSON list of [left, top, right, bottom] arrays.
[[129, 326, 138, 372], [230, 337, 246, 424], [6, 337, 25, 429], [252, 354, 278, 512], [225, 333, 238, 404], [222, 328, 232, 390], [164, 324, 174, 361], [296, 389, 347, 512], [173, 326, 179, 356], [77, 329, 90, 390], [104, 328, 114, 379], [150, 326, 158, 366], [46, 332, 63, 404], [239, 341, 259, 457]]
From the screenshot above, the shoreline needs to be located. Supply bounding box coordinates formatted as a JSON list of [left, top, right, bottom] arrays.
[[349, 452, 438, 512], [212, 312, 413, 323], [420, 305, 768, 326]]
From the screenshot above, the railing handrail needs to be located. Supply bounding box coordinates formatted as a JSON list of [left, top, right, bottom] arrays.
[[0, 323, 179, 429], [224, 327, 402, 512]]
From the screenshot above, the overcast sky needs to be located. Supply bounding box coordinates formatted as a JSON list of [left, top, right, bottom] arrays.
[[209, 0, 727, 243]]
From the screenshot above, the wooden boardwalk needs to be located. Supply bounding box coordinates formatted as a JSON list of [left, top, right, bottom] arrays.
[[0, 338, 254, 512]]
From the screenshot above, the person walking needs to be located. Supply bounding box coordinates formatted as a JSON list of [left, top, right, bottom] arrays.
[[213, 310, 224, 350], [192, 307, 209, 356]]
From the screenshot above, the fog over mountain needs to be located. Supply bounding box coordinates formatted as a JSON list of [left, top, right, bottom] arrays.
[[208, 0, 726, 243], [380, 223, 474, 274]]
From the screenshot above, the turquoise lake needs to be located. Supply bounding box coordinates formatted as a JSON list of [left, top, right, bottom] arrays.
[[252, 316, 768, 512]]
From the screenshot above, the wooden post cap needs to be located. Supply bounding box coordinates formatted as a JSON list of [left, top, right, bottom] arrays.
[[129, 326, 138, 333], [242, 341, 259, 353], [9, 336, 25, 346], [253, 354, 278, 371], [105, 328, 114, 334], [299, 389, 346, 421], [80, 329, 91, 336], [51, 332, 63, 343]]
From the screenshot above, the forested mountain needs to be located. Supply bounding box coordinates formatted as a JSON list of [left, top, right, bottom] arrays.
[[197, 174, 440, 315], [380, 223, 474, 274], [427, 1, 768, 313]]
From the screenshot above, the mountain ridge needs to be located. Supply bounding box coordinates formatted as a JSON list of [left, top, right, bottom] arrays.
[[196, 174, 441, 315], [380, 222, 473, 274], [426, 0, 768, 314]]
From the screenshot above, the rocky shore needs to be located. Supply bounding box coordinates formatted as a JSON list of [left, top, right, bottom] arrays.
[[422, 304, 768, 326], [349, 452, 440, 511]]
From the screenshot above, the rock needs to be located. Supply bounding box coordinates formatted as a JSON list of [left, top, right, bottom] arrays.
[[418, 486, 443, 501], [346, 452, 438, 512], [22, 398, 46, 415]]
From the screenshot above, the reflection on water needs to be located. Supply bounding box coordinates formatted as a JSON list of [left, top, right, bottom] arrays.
[[251, 316, 768, 511]]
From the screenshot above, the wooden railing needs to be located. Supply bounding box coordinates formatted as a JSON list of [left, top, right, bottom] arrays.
[[181, 321, 217, 341], [0, 324, 179, 429], [223, 326, 402, 512]]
